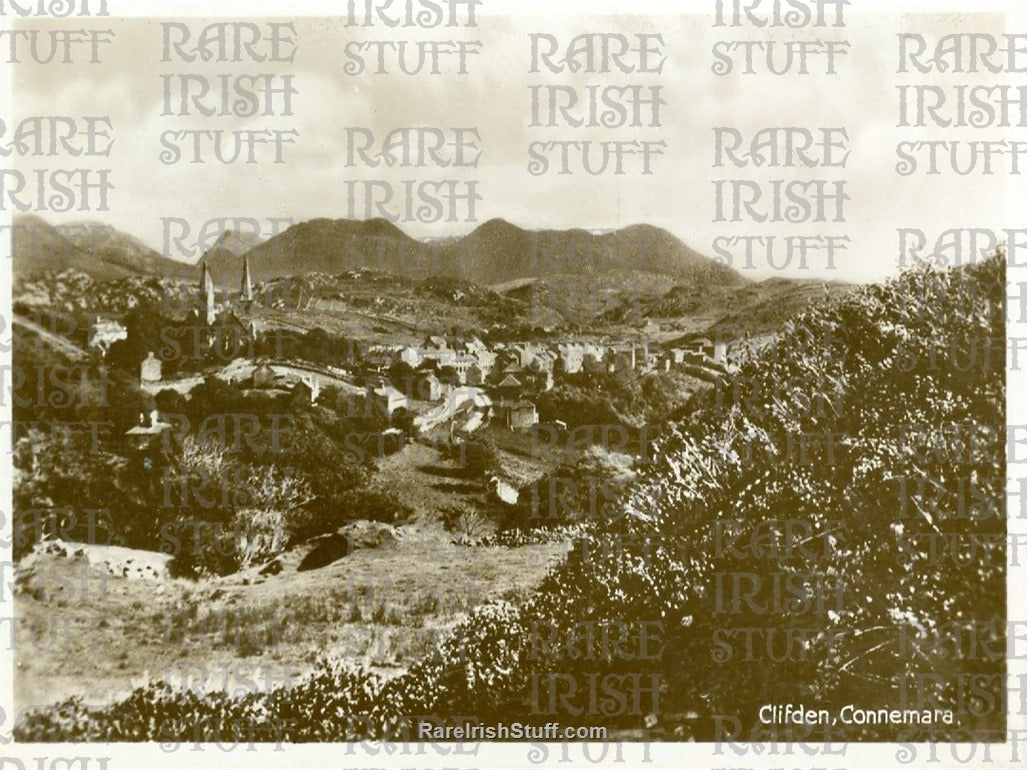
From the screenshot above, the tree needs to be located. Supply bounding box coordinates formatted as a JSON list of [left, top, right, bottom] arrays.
[[160, 436, 317, 575], [460, 437, 499, 483], [391, 406, 415, 435], [107, 308, 185, 378], [387, 361, 416, 392]]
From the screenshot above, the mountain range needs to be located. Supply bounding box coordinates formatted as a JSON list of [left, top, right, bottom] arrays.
[[13, 215, 743, 290], [11, 215, 855, 339], [12, 216, 196, 282]]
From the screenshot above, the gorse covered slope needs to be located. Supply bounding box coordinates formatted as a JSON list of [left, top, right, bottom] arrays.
[[16, 254, 1005, 741]]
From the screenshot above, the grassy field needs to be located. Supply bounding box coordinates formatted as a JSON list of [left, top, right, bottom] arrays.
[[13, 403, 575, 713], [14, 529, 569, 709]]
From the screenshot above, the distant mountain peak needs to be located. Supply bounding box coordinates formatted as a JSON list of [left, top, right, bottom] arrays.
[[12, 214, 197, 283], [475, 217, 523, 233], [205, 229, 266, 257]]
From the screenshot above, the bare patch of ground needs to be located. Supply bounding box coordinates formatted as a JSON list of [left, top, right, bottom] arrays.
[[13, 529, 569, 710]]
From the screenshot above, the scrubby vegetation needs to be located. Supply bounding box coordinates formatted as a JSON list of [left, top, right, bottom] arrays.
[[536, 369, 701, 430], [11, 360, 407, 574], [15, 254, 1005, 741]]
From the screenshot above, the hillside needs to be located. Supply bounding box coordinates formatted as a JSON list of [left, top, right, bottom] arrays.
[[445, 219, 742, 286], [249, 269, 563, 343], [13, 270, 169, 316], [702, 276, 854, 337], [206, 218, 425, 287], [11, 215, 135, 282], [213, 217, 741, 289], [12, 216, 196, 283], [10, 217, 851, 348], [14, 216, 743, 305], [650, 276, 856, 341], [16, 254, 1006, 742], [502, 271, 855, 333], [503, 269, 679, 326]]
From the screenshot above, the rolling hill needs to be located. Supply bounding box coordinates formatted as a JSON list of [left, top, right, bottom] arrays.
[[599, 274, 857, 338], [204, 218, 424, 288], [12, 215, 853, 344], [245, 269, 564, 344], [702, 276, 855, 339], [12, 216, 196, 282], [11, 215, 135, 282], [207, 217, 744, 290], [449, 219, 742, 286], [15, 215, 743, 299]]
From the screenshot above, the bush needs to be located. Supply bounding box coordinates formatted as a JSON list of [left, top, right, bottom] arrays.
[[505, 445, 636, 529]]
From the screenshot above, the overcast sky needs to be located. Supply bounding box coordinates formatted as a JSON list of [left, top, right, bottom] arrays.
[[7, 2, 1017, 281]]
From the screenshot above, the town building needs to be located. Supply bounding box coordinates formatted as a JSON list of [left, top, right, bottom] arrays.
[[88, 316, 127, 356], [497, 400, 538, 430], [416, 370, 444, 401], [125, 409, 172, 450], [370, 383, 409, 416], [451, 355, 478, 385], [558, 342, 585, 374], [140, 351, 162, 385], [252, 361, 279, 389], [496, 373, 522, 401], [398, 346, 423, 368]]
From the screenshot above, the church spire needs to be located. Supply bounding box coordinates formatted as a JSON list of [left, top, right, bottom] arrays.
[[241, 255, 253, 303], [199, 260, 216, 325]]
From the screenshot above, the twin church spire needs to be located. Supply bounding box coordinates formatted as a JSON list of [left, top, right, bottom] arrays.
[[198, 255, 253, 325]]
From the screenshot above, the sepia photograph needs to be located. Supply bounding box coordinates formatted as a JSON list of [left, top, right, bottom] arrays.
[[0, 1, 1023, 768]]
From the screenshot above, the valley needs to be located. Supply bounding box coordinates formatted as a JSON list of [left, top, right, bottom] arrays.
[[9, 212, 853, 724]]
